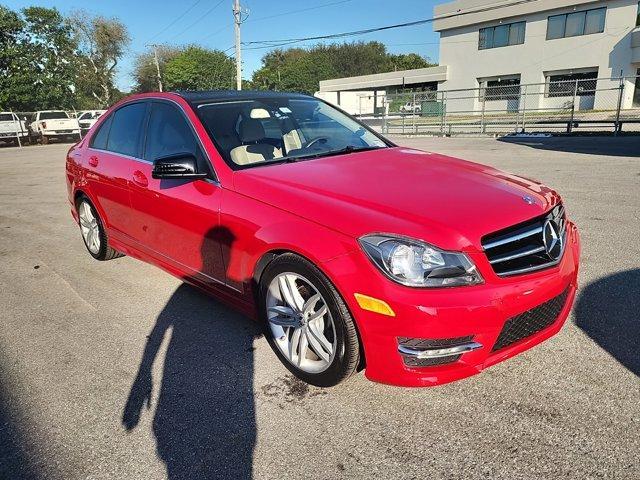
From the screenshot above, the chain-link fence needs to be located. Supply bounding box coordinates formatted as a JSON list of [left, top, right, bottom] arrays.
[[352, 76, 640, 136]]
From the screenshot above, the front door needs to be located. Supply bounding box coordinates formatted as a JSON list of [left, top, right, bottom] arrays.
[[128, 101, 226, 286]]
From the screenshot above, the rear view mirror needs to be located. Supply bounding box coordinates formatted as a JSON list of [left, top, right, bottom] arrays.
[[151, 153, 208, 180]]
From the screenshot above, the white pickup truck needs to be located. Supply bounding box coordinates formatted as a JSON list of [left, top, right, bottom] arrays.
[[0, 112, 29, 145], [30, 110, 81, 144], [77, 110, 106, 133]]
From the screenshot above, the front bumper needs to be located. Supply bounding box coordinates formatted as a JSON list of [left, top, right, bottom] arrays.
[[323, 222, 581, 387]]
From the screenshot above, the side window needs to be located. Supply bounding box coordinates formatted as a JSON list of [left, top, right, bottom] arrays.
[[89, 114, 113, 150], [106, 102, 147, 157], [145, 102, 201, 161]]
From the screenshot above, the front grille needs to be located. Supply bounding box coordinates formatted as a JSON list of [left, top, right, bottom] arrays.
[[398, 335, 473, 367], [482, 205, 566, 277], [491, 287, 570, 352]]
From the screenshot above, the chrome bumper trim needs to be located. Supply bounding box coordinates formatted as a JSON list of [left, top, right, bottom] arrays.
[[398, 342, 483, 359]]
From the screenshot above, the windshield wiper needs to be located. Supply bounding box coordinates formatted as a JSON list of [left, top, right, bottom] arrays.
[[280, 145, 386, 163]]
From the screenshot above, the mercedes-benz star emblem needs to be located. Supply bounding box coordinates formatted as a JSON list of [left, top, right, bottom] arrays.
[[542, 219, 563, 260]]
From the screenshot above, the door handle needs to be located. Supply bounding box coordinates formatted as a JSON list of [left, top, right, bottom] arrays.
[[88, 155, 98, 167], [132, 170, 148, 188]]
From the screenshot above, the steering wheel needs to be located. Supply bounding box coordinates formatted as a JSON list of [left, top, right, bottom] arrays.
[[302, 136, 329, 149]]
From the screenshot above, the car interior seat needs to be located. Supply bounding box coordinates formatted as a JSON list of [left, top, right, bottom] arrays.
[[230, 118, 283, 165]]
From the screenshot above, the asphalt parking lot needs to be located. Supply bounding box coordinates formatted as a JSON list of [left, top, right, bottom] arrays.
[[1, 137, 639, 480]]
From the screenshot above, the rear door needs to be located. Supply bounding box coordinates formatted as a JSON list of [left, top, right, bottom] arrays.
[[84, 102, 148, 241], [128, 100, 226, 285]]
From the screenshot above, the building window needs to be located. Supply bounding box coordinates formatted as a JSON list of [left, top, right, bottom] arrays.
[[479, 22, 526, 49], [547, 7, 606, 40], [636, 2, 640, 26], [545, 70, 598, 97], [479, 76, 521, 101]]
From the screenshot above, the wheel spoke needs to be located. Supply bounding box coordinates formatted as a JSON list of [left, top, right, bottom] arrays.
[[297, 333, 308, 367], [92, 230, 100, 250], [82, 202, 93, 221], [308, 321, 333, 356], [288, 328, 301, 361], [278, 275, 302, 312], [302, 293, 321, 315], [308, 304, 328, 323], [306, 329, 331, 363]]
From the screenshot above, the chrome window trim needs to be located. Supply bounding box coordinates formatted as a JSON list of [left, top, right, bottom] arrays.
[[85, 146, 221, 187], [86, 96, 221, 185]]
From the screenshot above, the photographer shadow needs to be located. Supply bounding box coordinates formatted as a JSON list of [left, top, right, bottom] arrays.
[[122, 227, 260, 479]]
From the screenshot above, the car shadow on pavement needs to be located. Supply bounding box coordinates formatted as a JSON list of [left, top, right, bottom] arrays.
[[575, 268, 640, 377], [498, 135, 640, 157]]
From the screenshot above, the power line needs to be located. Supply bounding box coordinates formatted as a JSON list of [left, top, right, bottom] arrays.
[[245, 0, 355, 23], [242, 0, 541, 48], [146, 0, 203, 42], [168, 0, 226, 42], [201, 24, 231, 42], [200, 0, 356, 45]]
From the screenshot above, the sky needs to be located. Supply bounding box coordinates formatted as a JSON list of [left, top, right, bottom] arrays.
[[3, 0, 442, 91]]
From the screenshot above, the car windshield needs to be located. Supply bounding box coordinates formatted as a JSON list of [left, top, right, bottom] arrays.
[[40, 111, 69, 120], [80, 112, 101, 120], [0, 114, 15, 122], [195, 96, 388, 168]]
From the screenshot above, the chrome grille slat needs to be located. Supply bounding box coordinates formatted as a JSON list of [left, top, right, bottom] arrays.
[[482, 226, 543, 250], [482, 205, 567, 277], [489, 245, 546, 264]]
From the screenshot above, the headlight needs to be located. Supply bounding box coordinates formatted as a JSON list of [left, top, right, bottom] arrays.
[[359, 234, 483, 288]]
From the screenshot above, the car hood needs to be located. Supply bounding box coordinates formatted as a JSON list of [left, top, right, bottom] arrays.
[[232, 147, 561, 252]]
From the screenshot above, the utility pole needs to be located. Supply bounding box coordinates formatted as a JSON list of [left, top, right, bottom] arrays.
[[147, 44, 163, 92], [233, 0, 242, 90]]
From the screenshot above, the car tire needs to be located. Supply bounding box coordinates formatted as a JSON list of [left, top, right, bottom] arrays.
[[76, 196, 123, 261], [259, 253, 360, 387]]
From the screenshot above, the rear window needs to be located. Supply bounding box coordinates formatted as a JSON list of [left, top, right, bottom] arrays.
[[40, 111, 69, 120], [90, 115, 113, 150], [106, 103, 147, 157]]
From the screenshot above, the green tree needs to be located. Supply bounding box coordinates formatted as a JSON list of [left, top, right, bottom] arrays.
[[69, 10, 130, 108], [0, 6, 25, 110], [132, 45, 181, 93], [163, 46, 235, 91], [250, 41, 435, 94], [21, 7, 78, 109], [0, 6, 78, 111]]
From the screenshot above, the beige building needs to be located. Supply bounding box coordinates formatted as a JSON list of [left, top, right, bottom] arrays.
[[435, 0, 640, 110], [318, 0, 640, 113]]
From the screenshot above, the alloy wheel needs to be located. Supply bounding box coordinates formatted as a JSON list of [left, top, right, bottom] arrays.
[[266, 272, 337, 373], [79, 201, 101, 254]]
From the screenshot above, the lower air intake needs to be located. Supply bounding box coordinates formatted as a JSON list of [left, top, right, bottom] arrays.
[[492, 287, 570, 352]]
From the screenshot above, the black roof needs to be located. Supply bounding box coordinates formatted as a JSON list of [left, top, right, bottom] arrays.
[[174, 90, 312, 106]]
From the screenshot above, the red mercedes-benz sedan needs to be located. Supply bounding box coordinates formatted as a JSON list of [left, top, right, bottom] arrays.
[[65, 91, 580, 387]]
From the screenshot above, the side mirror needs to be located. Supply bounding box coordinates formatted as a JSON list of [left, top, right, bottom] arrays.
[[151, 153, 208, 180]]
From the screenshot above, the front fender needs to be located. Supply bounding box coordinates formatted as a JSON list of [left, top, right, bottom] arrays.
[[220, 189, 357, 296]]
